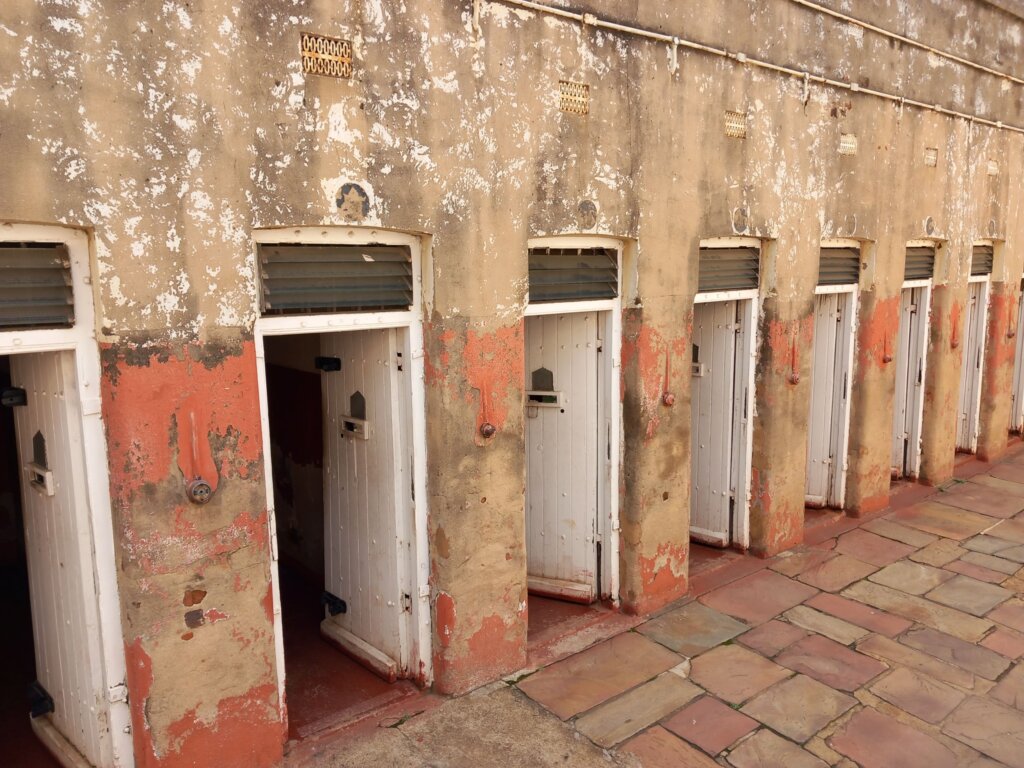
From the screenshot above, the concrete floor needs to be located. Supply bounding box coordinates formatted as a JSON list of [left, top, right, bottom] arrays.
[[289, 448, 1024, 768]]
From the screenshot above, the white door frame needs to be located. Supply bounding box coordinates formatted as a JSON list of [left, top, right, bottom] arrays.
[[692, 287, 758, 550], [1012, 282, 1024, 433], [958, 275, 990, 452], [252, 227, 431, 714], [809, 282, 859, 508], [895, 277, 932, 479], [0, 222, 132, 767], [525, 235, 623, 605]]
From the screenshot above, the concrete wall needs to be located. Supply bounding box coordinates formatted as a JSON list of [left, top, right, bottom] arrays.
[[2, 1, 1024, 765]]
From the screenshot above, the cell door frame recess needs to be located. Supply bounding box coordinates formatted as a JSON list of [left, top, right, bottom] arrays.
[[1012, 272, 1024, 433], [253, 227, 431, 715], [805, 238, 861, 509], [692, 236, 761, 550], [956, 241, 994, 454], [0, 222, 133, 768], [524, 235, 627, 605], [892, 239, 936, 480]]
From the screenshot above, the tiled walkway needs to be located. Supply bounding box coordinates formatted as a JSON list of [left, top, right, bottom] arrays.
[[515, 456, 1024, 767]]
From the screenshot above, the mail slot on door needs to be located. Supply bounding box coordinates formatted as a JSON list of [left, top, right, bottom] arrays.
[[526, 390, 564, 418], [340, 416, 370, 439]]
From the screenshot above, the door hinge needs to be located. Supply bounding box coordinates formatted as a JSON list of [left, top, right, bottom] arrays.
[[402, 593, 413, 613], [108, 682, 129, 704]]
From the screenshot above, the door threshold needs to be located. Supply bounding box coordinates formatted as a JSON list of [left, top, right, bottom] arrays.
[[320, 619, 398, 683], [527, 575, 594, 604], [30, 716, 92, 768]]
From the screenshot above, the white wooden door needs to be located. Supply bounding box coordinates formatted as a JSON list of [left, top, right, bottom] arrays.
[[321, 329, 410, 672], [524, 313, 599, 602], [891, 286, 928, 478], [691, 301, 740, 546], [12, 351, 110, 767], [1012, 294, 1024, 432], [806, 292, 854, 508], [956, 281, 988, 452]]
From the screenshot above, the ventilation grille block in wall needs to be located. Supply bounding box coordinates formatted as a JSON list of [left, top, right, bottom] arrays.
[[559, 80, 590, 115], [301, 33, 353, 79]]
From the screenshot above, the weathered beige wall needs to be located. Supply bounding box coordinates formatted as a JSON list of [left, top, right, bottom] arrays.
[[3, 1, 1024, 765]]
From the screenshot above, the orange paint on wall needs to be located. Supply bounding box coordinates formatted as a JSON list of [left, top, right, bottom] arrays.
[[463, 324, 524, 437], [857, 295, 900, 371]]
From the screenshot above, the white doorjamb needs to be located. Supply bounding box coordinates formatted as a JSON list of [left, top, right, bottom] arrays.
[[525, 235, 623, 605], [961, 274, 990, 453], [900, 277, 932, 478], [0, 222, 133, 768], [253, 227, 431, 711], [811, 282, 859, 508]]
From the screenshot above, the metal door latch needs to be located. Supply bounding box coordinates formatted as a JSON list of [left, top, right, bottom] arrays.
[[322, 591, 347, 616]]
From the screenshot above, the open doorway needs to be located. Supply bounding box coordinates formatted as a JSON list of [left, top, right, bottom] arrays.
[[0, 355, 60, 768], [263, 330, 418, 740], [956, 245, 993, 454], [0, 230, 130, 768], [523, 239, 623, 650]]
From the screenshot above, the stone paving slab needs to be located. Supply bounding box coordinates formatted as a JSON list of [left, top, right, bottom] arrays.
[[925, 575, 1012, 618], [889, 502, 996, 541], [726, 729, 829, 768], [989, 463, 1024, 486], [688, 644, 791, 705], [739, 674, 855, 742], [575, 672, 702, 748], [996, 543, 1024, 562], [637, 601, 749, 657], [988, 598, 1024, 632], [899, 627, 1011, 680], [962, 534, 1018, 555], [942, 696, 1024, 767], [970, 473, 1024, 496], [990, 664, 1024, 713], [699, 570, 818, 626], [834, 529, 916, 566], [797, 554, 878, 592], [856, 634, 980, 690], [736, 619, 807, 657], [979, 627, 1024, 660], [987, 518, 1024, 543], [869, 666, 966, 724], [663, 695, 758, 756], [960, 550, 1019, 575], [843, 580, 995, 642], [804, 592, 913, 637], [775, 634, 887, 691], [868, 560, 953, 595], [862, 518, 938, 547], [830, 706, 960, 767], [517, 631, 681, 719], [909, 538, 966, 566], [935, 482, 1024, 519], [769, 548, 833, 578], [619, 726, 722, 767], [945, 558, 1011, 584], [783, 605, 867, 646]]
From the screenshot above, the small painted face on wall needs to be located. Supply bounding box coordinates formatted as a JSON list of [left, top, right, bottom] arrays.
[[336, 183, 371, 223], [578, 199, 598, 230]]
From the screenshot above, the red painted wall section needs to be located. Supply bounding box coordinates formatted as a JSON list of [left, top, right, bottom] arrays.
[[748, 312, 814, 557], [619, 305, 691, 615], [845, 293, 901, 516], [102, 339, 284, 768]]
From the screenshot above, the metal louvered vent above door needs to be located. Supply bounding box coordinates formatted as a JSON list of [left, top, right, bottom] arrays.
[[971, 245, 993, 276], [904, 246, 935, 281], [0, 243, 74, 329], [528, 247, 617, 302], [818, 247, 860, 286], [259, 244, 413, 315], [697, 246, 760, 293]]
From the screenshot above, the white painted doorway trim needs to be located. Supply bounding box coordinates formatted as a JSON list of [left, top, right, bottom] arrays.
[[808, 283, 859, 508], [957, 275, 991, 453], [894, 279, 933, 479], [252, 226, 432, 715], [0, 222, 133, 768], [1012, 286, 1024, 433], [526, 235, 623, 605]]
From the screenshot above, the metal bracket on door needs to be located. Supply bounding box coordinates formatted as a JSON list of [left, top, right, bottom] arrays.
[[28, 681, 54, 718], [322, 591, 348, 616]]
